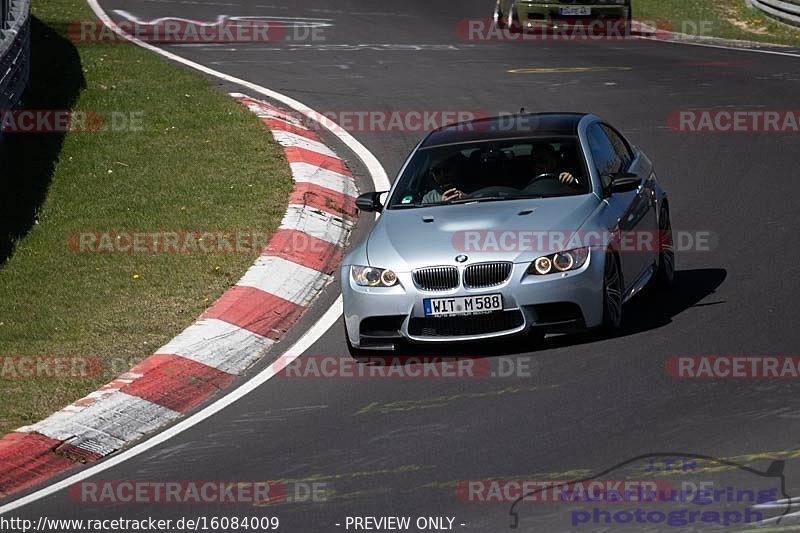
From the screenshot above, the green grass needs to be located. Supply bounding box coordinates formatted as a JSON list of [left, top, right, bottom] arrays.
[[0, 0, 293, 434], [634, 0, 800, 46]]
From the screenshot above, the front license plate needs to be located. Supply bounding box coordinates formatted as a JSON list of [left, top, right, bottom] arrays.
[[559, 6, 591, 16], [424, 294, 503, 317]]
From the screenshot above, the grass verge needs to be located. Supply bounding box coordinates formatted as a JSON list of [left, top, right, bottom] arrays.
[[0, 0, 293, 434], [634, 0, 800, 46]]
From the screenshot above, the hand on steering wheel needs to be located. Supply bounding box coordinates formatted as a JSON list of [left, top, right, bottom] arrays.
[[441, 188, 466, 202], [528, 172, 580, 187], [558, 172, 579, 186]]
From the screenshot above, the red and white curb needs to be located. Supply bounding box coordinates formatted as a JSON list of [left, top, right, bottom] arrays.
[[0, 94, 358, 499]]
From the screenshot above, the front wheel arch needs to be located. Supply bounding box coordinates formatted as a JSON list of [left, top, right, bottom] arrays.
[[653, 201, 675, 289], [601, 248, 624, 330], [601, 242, 624, 292]]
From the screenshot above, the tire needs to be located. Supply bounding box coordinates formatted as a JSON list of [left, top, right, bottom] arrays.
[[602, 251, 623, 330], [654, 205, 675, 289], [494, 3, 505, 28], [620, 13, 633, 38], [507, 5, 521, 32]]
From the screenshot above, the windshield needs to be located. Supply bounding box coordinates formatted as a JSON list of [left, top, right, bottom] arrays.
[[387, 137, 590, 209]]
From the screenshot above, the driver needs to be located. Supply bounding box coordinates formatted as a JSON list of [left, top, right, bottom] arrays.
[[422, 159, 467, 203], [531, 144, 579, 186]]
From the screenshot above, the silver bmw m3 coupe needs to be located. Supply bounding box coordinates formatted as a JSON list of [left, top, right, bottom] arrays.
[[342, 113, 674, 354]]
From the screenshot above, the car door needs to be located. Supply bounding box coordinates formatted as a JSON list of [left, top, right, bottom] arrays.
[[586, 123, 650, 294]]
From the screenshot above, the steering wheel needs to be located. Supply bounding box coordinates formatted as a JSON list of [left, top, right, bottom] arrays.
[[526, 172, 559, 187]]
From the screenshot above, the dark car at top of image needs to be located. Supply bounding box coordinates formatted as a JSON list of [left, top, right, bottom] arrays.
[[341, 113, 674, 355]]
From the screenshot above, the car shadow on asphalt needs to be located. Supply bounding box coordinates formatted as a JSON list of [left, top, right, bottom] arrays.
[[351, 268, 727, 363], [0, 17, 85, 265], [546, 267, 728, 350]]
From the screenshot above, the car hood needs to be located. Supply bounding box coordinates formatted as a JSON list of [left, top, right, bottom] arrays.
[[366, 195, 601, 271]]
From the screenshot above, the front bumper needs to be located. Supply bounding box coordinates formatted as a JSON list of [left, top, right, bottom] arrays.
[[342, 253, 606, 349]]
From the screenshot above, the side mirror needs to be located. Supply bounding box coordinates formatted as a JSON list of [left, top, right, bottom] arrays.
[[608, 173, 642, 194], [355, 191, 385, 213]]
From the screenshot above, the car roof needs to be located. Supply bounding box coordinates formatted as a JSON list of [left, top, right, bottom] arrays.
[[419, 113, 590, 148]]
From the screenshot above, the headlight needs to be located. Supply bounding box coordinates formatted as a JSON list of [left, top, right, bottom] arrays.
[[528, 248, 589, 275], [351, 265, 399, 287]]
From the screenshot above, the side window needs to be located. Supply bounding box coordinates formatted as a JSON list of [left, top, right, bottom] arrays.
[[601, 124, 634, 170], [587, 123, 621, 190]]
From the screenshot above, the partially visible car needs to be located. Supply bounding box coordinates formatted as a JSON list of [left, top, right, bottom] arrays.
[[494, 0, 632, 32]]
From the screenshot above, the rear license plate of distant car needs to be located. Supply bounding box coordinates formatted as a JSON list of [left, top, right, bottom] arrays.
[[423, 294, 503, 317], [559, 6, 591, 16]]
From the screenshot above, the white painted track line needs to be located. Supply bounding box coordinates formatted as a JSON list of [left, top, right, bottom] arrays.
[[636, 35, 800, 59]]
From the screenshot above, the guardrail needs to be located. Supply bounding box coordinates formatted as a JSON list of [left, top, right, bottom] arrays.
[[0, 0, 30, 119], [749, 0, 800, 28]]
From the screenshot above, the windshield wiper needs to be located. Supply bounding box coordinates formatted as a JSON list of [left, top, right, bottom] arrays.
[[392, 195, 544, 208], [449, 194, 543, 205], [391, 201, 448, 209]]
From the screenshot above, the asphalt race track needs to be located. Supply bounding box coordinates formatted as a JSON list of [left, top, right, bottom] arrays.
[[6, 1, 800, 531]]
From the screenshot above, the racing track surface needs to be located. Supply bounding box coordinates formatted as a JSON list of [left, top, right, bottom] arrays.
[[6, 1, 800, 531]]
